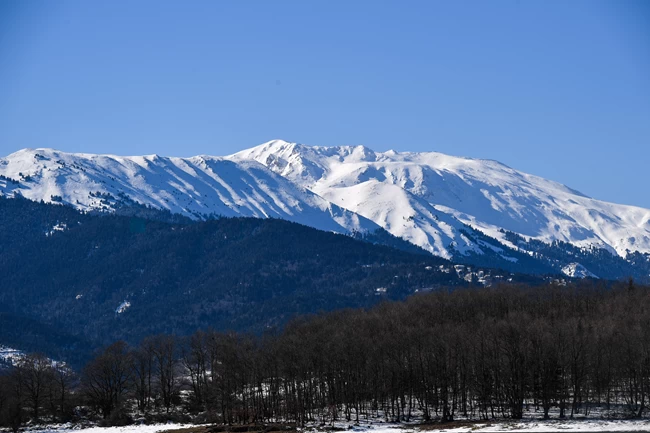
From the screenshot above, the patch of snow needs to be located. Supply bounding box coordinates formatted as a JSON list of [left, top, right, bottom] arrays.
[[23, 424, 192, 433], [115, 300, 131, 314], [0, 345, 65, 368], [500, 254, 519, 263], [562, 262, 599, 279], [45, 222, 67, 237], [0, 345, 24, 365], [13, 414, 650, 433]]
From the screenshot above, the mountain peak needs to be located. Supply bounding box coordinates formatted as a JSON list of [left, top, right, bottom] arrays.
[[244, 139, 299, 155], [232, 140, 650, 258], [3, 141, 650, 259], [0, 146, 380, 235]]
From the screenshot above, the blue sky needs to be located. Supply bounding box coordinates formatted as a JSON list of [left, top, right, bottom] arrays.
[[1, 0, 649, 207]]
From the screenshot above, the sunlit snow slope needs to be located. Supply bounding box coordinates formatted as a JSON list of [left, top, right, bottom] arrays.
[[0, 148, 379, 234], [232, 140, 650, 258], [3, 142, 649, 260]]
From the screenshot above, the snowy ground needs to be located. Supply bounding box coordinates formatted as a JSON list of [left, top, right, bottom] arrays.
[[18, 424, 192, 433], [308, 420, 650, 432], [12, 419, 650, 433]]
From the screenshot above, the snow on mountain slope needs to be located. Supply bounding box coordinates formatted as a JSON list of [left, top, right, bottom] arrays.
[[0, 148, 379, 234], [0, 345, 23, 366], [305, 179, 480, 259], [232, 140, 650, 257], [4, 142, 648, 260], [561, 263, 598, 279]]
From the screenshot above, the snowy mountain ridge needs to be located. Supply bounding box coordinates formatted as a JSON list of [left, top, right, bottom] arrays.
[[0, 147, 378, 235], [2, 141, 649, 267], [232, 140, 650, 259]]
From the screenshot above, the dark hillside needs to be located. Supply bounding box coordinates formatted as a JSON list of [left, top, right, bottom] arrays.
[[0, 197, 541, 363]]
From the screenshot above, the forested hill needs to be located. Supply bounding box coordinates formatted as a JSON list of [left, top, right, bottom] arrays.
[[0, 196, 544, 364]]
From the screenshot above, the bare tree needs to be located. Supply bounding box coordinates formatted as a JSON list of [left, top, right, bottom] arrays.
[[81, 341, 133, 418], [149, 334, 179, 413], [15, 353, 53, 421]]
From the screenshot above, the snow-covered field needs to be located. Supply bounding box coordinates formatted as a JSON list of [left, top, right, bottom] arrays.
[[14, 420, 650, 433], [411, 420, 650, 431], [19, 424, 191, 433], [307, 418, 650, 432]]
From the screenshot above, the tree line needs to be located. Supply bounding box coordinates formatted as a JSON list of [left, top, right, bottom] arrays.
[[2, 281, 650, 429]]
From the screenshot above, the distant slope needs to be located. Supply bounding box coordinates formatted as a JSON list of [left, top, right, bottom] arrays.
[[232, 140, 650, 258], [0, 311, 91, 369], [2, 197, 539, 363], [0, 148, 378, 235]]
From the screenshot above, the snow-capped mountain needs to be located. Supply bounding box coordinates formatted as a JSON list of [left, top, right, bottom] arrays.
[[0, 148, 379, 235], [232, 140, 650, 259], [2, 141, 649, 271]]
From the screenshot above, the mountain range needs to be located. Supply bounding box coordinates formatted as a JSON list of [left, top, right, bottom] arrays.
[[2, 140, 649, 280], [233, 140, 650, 259]]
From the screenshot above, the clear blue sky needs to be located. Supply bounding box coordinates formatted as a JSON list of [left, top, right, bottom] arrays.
[[1, 0, 649, 207]]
